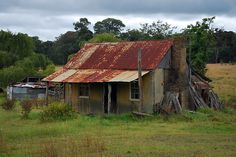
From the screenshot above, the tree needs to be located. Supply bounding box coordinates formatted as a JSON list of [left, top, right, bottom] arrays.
[[0, 53, 52, 88], [52, 31, 80, 65], [89, 33, 121, 43], [120, 20, 176, 41], [73, 18, 91, 31], [120, 29, 146, 41], [0, 30, 54, 88], [73, 18, 93, 44], [0, 30, 34, 68], [184, 17, 217, 74], [213, 30, 236, 63], [94, 18, 125, 35], [140, 20, 176, 39]]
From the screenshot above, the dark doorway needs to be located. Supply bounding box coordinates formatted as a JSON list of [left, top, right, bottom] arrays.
[[103, 83, 117, 114]]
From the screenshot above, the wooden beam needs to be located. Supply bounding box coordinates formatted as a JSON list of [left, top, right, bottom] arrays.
[[69, 83, 72, 106], [108, 83, 112, 114], [138, 48, 144, 112], [45, 81, 49, 106]]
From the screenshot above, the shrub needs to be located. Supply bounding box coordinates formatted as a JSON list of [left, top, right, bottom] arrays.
[[20, 100, 33, 119], [1, 99, 15, 110], [40, 102, 76, 121]]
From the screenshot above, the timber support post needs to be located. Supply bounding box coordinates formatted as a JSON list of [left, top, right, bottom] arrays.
[[46, 81, 49, 106], [69, 83, 72, 106], [108, 83, 112, 114], [138, 48, 144, 112]]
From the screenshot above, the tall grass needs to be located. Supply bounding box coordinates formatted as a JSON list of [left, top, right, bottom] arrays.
[[206, 64, 236, 108], [24, 135, 106, 157]]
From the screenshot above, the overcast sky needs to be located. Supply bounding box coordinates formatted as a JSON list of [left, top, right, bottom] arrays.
[[0, 0, 236, 41]]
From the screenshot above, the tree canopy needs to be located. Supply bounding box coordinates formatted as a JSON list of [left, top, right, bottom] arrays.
[[89, 33, 121, 43], [184, 17, 216, 74], [0, 31, 34, 68], [73, 18, 93, 43], [120, 21, 176, 41], [94, 18, 125, 35]]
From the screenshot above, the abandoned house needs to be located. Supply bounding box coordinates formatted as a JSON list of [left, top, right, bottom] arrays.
[[7, 76, 47, 100], [43, 38, 222, 114]]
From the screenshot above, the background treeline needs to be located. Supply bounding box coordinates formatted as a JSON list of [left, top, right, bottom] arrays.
[[0, 17, 236, 88], [0, 31, 55, 88], [32, 17, 236, 71]]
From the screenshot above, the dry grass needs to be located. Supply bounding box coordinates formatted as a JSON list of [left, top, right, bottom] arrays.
[[206, 64, 236, 107], [23, 135, 105, 157]]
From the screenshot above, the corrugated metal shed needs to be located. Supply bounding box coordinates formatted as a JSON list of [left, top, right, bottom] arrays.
[[43, 40, 173, 83]]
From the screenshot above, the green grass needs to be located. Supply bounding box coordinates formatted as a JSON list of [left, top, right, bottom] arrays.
[[0, 99, 236, 157], [1, 63, 236, 156]]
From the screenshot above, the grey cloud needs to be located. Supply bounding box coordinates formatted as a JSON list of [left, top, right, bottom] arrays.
[[0, 0, 235, 16], [0, 0, 235, 41]]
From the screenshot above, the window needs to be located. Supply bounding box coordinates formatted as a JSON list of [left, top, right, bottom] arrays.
[[13, 87, 27, 94], [130, 80, 140, 100], [78, 84, 89, 98]]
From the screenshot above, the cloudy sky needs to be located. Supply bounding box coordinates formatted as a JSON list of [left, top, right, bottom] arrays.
[[1, 0, 236, 41]]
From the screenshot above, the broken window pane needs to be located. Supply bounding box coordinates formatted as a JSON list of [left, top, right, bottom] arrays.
[[130, 80, 139, 100]]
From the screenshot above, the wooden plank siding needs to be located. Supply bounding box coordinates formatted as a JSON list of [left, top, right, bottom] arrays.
[[64, 68, 167, 114]]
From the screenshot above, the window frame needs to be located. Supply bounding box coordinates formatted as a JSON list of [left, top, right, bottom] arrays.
[[129, 80, 140, 101], [78, 83, 89, 98]]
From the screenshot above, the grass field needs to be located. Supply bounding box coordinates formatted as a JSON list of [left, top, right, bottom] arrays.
[[0, 98, 236, 157], [206, 64, 236, 107], [0, 64, 236, 157]]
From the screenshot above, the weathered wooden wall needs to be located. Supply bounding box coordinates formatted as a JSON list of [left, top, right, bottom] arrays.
[[64, 68, 166, 114]]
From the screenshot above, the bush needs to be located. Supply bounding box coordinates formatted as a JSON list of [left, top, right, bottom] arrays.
[[40, 102, 76, 121], [20, 100, 33, 119], [1, 99, 15, 110]]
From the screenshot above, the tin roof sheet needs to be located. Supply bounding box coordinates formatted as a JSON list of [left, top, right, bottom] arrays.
[[43, 69, 149, 83], [65, 40, 173, 70]]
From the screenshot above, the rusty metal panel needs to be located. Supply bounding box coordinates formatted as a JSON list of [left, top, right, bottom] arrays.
[[52, 69, 76, 82], [64, 69, 150, 83], [42, 68, 67, 82], [64, 40, 173, 70], [109, 71, 149, 82], [44, 69, 150, 83]]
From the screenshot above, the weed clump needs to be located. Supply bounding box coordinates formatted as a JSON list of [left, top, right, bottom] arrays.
[[1, 99, 15, 111], [20, 100, 33, 119], [40, 102, 76, 121]]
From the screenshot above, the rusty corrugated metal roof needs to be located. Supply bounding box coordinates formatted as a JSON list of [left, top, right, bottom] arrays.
[[65, 40, 173, 70], [43, 69, 149, 83], [43, 40, 173, 82]]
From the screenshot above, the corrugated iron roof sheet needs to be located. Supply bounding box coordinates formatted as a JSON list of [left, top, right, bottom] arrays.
[[65, 40, 173, 70], [43, 69, 149, 83], [44, 40, 173, 83]]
